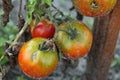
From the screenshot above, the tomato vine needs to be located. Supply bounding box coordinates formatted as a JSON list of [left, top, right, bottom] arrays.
[[1, 0, 92, 79]]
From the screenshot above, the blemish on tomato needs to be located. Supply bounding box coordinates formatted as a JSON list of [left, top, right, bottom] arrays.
[[32, 51, 39, 62]]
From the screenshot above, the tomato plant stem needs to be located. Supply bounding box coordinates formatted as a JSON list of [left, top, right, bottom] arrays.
[[18, 0, 22, 20], [5, 21, 28, 55], [52, 4, 64, 17]]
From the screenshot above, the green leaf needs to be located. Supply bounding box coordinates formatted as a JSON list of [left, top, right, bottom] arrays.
[[43, 0, 52, 6], [0, 56, 8, 65], [0, 47, 4, 56], [0, 21, 18, 47], [0, 47, 8, 65], [27, 0, 36, 24], [0, 21, 18, 65], [111, 57, 120, 67], [16, 76, 27, 80], [0, 38, 7, 47], [111, 60, 118, 67], [27, 0, 52, 24]]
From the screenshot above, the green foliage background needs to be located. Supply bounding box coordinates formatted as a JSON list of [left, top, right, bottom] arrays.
[[0, 9, 18, 65]]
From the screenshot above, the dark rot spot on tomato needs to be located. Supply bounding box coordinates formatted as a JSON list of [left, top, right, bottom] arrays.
[[73, 0, 117, 17]]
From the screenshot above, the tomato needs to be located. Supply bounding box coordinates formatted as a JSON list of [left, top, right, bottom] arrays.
[[30, 19, 55, 39], [73, 0, 117, 17], [56, 20, 93, 59], [18, 38, 59, 78]]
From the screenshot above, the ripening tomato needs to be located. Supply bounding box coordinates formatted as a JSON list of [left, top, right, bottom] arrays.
[[30, 19, 55, 39], [73, 0, 117, 17], [56, 20, 93, 59], [18, 38, 59, 78]]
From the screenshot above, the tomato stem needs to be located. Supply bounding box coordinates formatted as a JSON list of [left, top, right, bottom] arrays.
[[5, 21, 28, 56]]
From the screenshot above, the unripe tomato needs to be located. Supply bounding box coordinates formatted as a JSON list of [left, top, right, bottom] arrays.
[[18, 38, 58, 78], [56, 20, 93, 59], [73, 0, 117, 17], [30, 19, 55, 39]]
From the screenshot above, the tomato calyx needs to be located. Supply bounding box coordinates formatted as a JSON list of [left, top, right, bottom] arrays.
[[67, 28, 77, 40], [90, 0, 99, 9], [32, 39, 56, 61], [58, 24, 78, 40], [68, 26, 77, 40], [39, 39, 55, 52]]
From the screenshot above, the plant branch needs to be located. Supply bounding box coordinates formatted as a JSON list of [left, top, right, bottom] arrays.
[[18, 0, 25, 30], [52, 4, 64, 17], [0, 21, 27, 65], [18, 0, 22, 21], [5, 21, 28, 55]]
